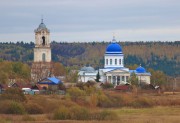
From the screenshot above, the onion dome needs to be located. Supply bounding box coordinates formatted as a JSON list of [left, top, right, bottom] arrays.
[[105, 36, 123, 54], [136, 65, 146, 73], [35, 19, 49, 32]]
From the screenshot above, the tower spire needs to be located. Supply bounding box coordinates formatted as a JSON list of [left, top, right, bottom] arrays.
[[41, 15, 44, 24], [112, 32, 116, 42]]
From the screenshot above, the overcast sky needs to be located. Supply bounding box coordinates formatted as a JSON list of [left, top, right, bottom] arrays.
[[0, 0, 180, 42]]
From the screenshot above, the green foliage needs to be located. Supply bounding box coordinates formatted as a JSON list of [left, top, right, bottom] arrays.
[[0, 61, 30, 84], [148, 68, 167, 86], [1, 88, 26, 102], [129, 72, 139, 86], [0, 101, 25, 114], [67, 87, 86, 101], [0, 41, 179, 76], [95, 70, 101, 82]]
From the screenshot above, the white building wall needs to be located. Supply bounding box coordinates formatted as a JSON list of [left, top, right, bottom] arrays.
[[104, 54, 124, 68], [34, 26, 51, 62], [137, 75, 150, 84], [34, 48, 51, 62]]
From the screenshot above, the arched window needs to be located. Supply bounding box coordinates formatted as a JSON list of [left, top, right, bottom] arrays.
[[106, 59, 108, 65], [110, 59, 112, 65], [119, 59, 121, 65], [115, 59, 117, 65], [42, 53, 46, 62], [42, 36, 45, 45]]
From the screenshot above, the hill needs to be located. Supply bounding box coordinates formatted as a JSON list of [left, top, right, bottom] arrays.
[[0, 41, 179, 76]]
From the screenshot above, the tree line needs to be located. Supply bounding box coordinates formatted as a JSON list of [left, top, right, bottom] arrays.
[[0, 41, 179, 76]]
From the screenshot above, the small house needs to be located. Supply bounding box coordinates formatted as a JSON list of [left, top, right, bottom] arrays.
[[37, 77, 62, 90]]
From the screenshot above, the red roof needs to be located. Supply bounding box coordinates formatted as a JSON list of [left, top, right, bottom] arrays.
[[115, 85, 129, 90]]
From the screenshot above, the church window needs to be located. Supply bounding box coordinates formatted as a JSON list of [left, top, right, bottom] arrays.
[[110, 59, 112, 65], [122, 76, 124, 81], [106, 59, 108, 65], [119, 59, 121, 65], [126, 76, 129, 82], [115, 59, 117, 65], [42, 36, 45, 45], [42, 53, 46, 62]]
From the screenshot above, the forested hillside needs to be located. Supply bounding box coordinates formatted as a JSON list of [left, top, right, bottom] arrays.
[[0, 41, 179, 76]]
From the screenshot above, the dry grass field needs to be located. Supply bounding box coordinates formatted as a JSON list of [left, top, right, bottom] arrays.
[[0, 90, 180, 123], [0, 106, 180, 123], [0, 92, 180, 123]]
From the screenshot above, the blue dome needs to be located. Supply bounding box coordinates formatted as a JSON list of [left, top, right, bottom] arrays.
[[106, 42, 122, 54], [136, 66, 146, 73]]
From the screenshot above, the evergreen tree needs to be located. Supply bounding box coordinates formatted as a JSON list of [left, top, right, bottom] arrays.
[[95, 70, 100, 82]]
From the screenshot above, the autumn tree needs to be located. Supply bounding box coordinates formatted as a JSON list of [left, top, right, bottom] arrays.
[[52, 62, 66, 77], [148, 68, 167, 86], [129, 72, 139, 86]]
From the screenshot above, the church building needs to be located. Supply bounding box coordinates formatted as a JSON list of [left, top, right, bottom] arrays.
[[78, 36, 151, 85], [31, 19, 52, 82]]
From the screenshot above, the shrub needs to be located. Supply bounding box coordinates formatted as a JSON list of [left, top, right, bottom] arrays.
[[131, 97, 154, 108], [2, 101, 25, 114], [70, 105, 90, 120], [88, 94, 98, 107], [25, 103, 43, 114], [97, 93, 113, 108], [101, 82, 114, 89], [67, 87, 85, 101], [1, 88, 26, 102], [84, 86, 96, 95], [53, 106, 70, 120], [91, 110, 118, 120]]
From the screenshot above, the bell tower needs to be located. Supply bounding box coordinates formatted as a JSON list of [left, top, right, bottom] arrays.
[[34, 19, 51, 62], [31, 19, 52, 82]]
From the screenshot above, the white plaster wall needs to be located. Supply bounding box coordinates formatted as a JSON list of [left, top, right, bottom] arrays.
[[34, 48, 51, 62], [137, 76, 150, 84], [104, 55, 124, 68]]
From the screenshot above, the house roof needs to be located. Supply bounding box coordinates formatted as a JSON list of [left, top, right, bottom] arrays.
[[115, 85, 130, 90], [11, 82, 32, 89], [0, 84, 8, 89], [38, 77, 62, 85]]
